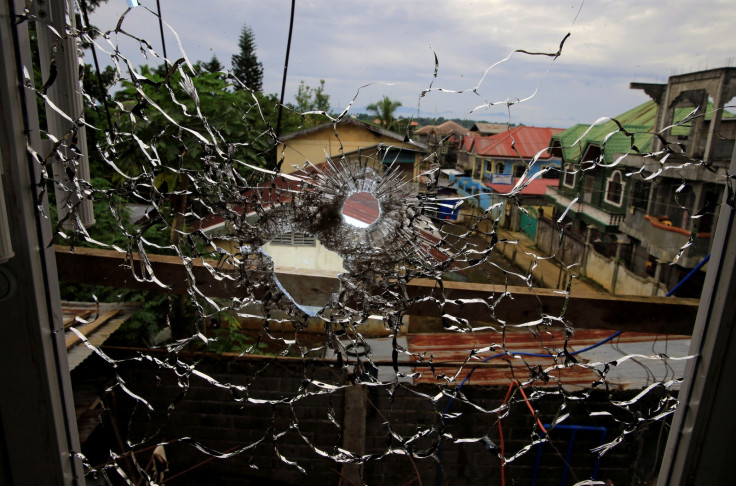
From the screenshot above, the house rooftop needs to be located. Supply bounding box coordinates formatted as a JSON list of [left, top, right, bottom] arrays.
[[278, 117, 426, 150], [470, 122, 507, 135], [549, 100, 658, 165], [550, 100, 735, 165], [408, 329, 689, 388], [474, 126, 563, 159], [486, 177, 558, 196], [414, 120, 469, 136]]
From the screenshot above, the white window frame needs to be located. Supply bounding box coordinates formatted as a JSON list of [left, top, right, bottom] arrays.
[[563, 164, 577, 188], [604, 170, 625, 207]]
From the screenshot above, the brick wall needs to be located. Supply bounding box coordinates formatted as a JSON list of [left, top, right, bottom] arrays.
[[107, 353, 666, 485]]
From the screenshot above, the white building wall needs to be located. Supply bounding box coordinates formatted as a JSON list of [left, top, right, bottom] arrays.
[[262, 240, 346, 274]]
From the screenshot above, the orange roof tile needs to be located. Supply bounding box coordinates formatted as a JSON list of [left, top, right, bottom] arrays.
[[474, 126, 563, 159]]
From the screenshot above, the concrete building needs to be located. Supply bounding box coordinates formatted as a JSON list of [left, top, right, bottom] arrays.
[[621, 68, 736, 288], [413, 120, 469, 168], [544, 68, 736, 296]]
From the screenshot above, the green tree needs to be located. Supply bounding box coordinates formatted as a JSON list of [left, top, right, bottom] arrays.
[[366, 96, 403, 131], [202, 54, 224, 73], [231, 25, 263, 92], [294, 79, 330, 113], [113, 63, 272, 183], [291, 79, 332, 128], [110, 63, 276, 338], [113, 63, 273, 231]]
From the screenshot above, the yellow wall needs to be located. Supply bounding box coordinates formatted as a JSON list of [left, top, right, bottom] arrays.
[[277, 124, 424, 178]]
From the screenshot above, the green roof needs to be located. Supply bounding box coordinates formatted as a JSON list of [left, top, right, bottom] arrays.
[[551, 100, 657, 165], [552, 100, 736, 164]]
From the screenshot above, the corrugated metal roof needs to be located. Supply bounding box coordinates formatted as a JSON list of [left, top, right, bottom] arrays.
[[486, 178, 558, 196], [460, 135, 476, 152], [342, 191, 380, 226], [414, 120, 469, 136], [471, 122, 507, 135], [64, 301, 139, 370], [408, 330, 690, 390], [551, 100, 657, 164], [473, 126, 564, 159]]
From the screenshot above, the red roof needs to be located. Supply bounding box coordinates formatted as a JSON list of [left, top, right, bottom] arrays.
[[460, 135, 476, 152], [485, 178, 558, 196], [191, 174, 303, 231], [473, 126, 563, 159]]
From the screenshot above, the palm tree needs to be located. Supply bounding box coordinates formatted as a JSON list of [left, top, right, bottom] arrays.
[[366, 96, 402, 131]]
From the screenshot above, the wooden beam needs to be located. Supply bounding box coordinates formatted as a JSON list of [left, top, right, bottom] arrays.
[[404, 279, 697, 335], [65, 309, 121, 350], [54, 246, 699, 335]]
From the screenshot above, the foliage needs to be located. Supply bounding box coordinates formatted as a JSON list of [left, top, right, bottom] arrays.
[[103, 291, 171, 347], [294, 79, 331, 111], [80, 63, 120, 175], [203, 313, 268, 354], [231, 24, 264, 92], [289, 79, 333, 128], [353, 112, 517, 131], [112, 63, 272, 184], [366, 96, 403, 131]]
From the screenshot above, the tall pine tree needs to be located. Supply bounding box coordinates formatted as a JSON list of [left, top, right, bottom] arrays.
[[231, 25, 263, 92], [203, 54, 224, 73]]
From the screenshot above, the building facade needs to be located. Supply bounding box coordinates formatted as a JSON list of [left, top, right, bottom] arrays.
[[545, 68, 736, 296]]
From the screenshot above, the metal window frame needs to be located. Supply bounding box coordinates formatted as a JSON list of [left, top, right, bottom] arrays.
[[656, 146, 736, 484], [0, 0, 84, 484]]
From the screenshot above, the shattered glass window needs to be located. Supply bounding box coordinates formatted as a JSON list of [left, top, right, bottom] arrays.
[[7, 0, 735, 484]]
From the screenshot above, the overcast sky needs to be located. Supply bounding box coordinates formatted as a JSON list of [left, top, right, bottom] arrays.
[[89, 0, 736, 128]]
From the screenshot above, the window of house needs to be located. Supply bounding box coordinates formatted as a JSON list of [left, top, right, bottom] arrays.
[[563, 164, 577, 188], [514, 164, 525, 178], [604, 170, 625, 206], [630, 179, 651, 212], [541, 164, 559, 179], [583, 175, 594, 203], [270, 232, 317, 246]]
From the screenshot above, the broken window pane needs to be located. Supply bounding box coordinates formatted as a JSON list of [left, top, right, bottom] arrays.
[[8, 1, 733, 484]]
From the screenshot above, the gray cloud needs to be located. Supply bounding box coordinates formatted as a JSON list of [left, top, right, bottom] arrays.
[[89, 0, 736, 127]]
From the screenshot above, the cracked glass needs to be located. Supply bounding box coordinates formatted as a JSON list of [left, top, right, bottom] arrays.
[[12, 1, 735, 484]]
